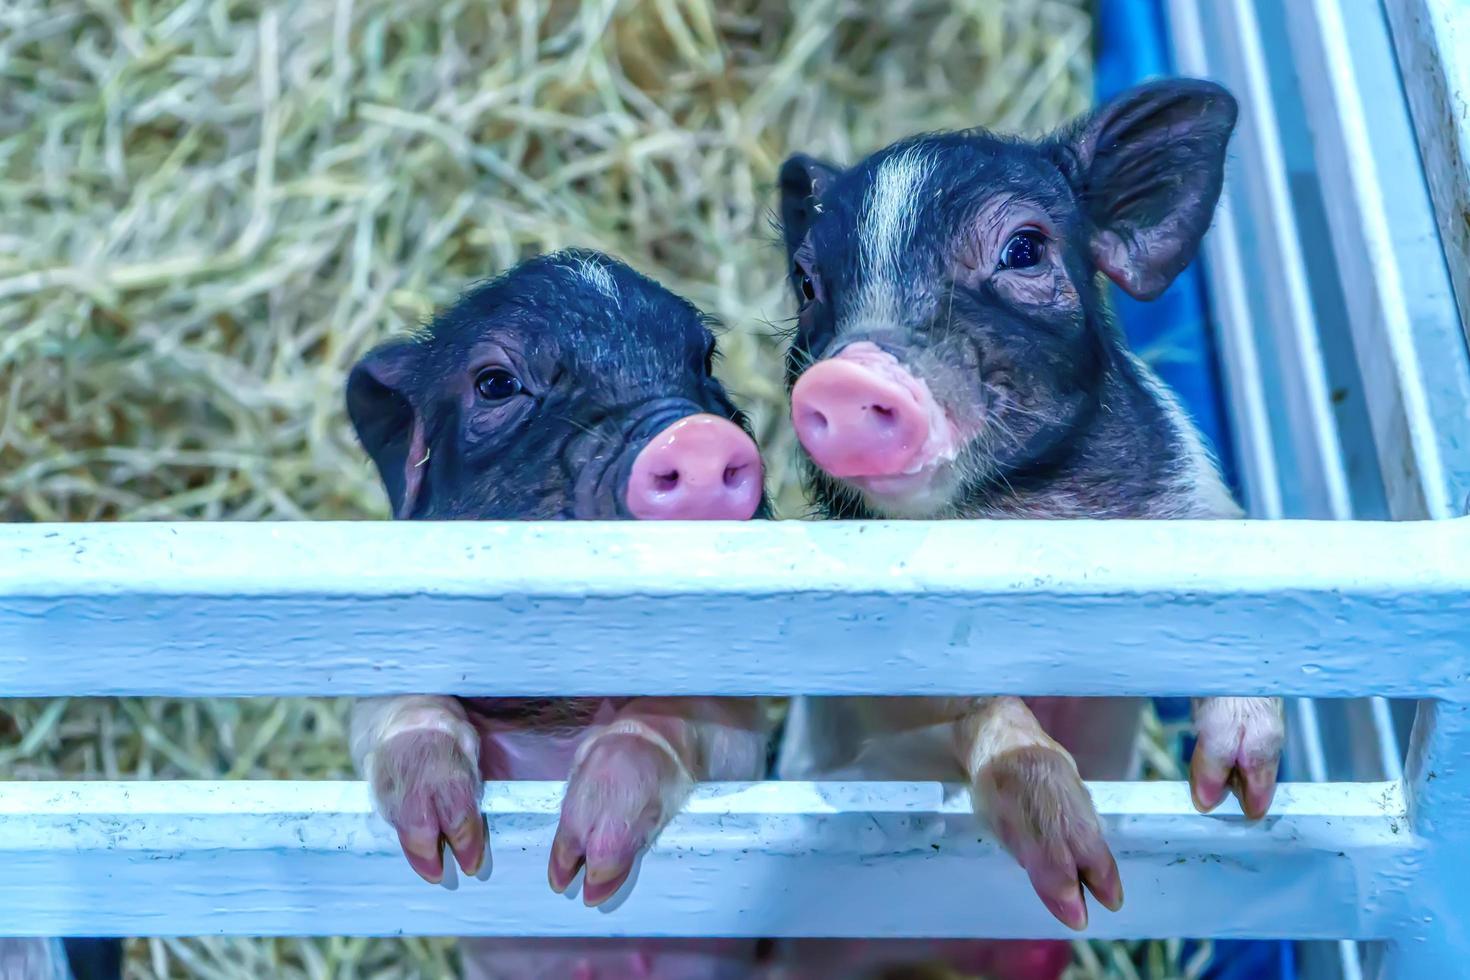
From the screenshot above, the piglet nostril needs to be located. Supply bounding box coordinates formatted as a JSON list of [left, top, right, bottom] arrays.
[[723, 463, 749, 490], [653, 470, 680, 493]]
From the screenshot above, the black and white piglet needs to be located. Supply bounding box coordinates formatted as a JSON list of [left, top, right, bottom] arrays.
[[346, 251, 768, 980], [773, 79, 1285, 978]]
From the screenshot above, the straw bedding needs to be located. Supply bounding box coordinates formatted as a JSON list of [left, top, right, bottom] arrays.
[[2, 0, 1209, 975]]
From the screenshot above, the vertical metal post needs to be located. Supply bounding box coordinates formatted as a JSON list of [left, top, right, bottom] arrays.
[[1378, 699, 1470, 977]]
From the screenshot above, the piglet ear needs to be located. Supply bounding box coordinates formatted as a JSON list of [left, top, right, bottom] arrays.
[[779, 153, 842, 257], [346, 339, 429, 520], [1063, 78, 1238, 301]]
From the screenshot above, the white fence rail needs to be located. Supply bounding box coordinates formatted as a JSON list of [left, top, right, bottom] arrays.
[[1, 519, 1469, 971], [2, 520, 1467, 698], [0, 780, 1410, 941], [2, 0, 1468, 976]]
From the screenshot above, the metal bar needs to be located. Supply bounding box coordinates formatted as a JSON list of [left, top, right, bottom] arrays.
[[1375, 700, 1470, 977], [1164, 0, 1285, 519], [1252, 0, 1434, 846], [1206, 0, 1357, 519], [1282, 0, 1470, 522], [1381, 0, 1470, 351]]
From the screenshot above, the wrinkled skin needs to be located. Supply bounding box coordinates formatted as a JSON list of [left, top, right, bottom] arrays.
[[774, 80, 1285, 979], [346, 251, 770, 980]]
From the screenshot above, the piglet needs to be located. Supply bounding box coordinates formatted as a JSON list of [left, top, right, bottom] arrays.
[[346, 251, 769, 980], [772, 80, 1285, 979]]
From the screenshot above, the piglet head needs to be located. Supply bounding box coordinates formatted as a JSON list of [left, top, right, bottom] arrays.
[[779, 79, 1237, 517], [347, 250, 763, 521]]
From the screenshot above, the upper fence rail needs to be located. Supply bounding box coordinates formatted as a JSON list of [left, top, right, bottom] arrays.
[[2, 519, 1467, 699]]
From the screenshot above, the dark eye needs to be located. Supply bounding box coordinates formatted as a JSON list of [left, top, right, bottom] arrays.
[[794, 263, 816, 303], [475, 367, 523, 402], [999, 230, 1046, 271]]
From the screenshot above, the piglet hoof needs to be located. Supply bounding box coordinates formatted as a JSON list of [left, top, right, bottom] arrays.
[[1190, 696, 1285, 821], [549, 733, 685, 907], [372, 729, 485, 884], [974, 745, 1121, 931]]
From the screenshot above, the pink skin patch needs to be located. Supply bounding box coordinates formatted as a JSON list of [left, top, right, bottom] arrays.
[[790, 343, 961, 509], [459, 938, 755, 980], [625, 414, 762, 521], [980, 940, 1074, 980], [775, 939, 1072, 980]]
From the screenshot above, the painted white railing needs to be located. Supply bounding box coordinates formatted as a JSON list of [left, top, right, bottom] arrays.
[[0, 777, 1412, 941], [1, 2, 1467, 979], [1, 520, 1467, 700], [0, 519, 1468, 975]]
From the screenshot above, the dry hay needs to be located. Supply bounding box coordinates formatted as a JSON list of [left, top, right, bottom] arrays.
[[1, 0, 1211, 976]]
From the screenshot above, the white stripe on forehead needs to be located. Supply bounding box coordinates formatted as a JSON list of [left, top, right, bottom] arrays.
[[570, 256, 620, 309], [856, 145, 933, 325]]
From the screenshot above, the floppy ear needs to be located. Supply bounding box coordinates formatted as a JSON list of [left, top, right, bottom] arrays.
[[1063, 78, 1238, 301], [778, 153, 842, 258], [346, 339, 429, 520]]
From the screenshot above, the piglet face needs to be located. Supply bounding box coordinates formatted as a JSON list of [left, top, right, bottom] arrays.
[[347, 251, 763, 521], [780, 79, 1237, 517]]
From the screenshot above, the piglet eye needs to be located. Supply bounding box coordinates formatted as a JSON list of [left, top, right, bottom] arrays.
[[794, 263, 817, 303], [475, 367, 523, 402], [999, 230, 1046, 271]]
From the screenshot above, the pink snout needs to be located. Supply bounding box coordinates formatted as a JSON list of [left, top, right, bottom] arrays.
[[790, 343, 933, 479], [625, 414, 762, 520]]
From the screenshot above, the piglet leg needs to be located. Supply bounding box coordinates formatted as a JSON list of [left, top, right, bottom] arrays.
[[351, 695, 486, 883], [1190, 696, 1285, 820], [549, 697, 767, 906], [956, 697, 1122, 930]]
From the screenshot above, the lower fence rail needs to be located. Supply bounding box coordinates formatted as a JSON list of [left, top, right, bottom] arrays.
[[0, 779, 1416, 942]]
